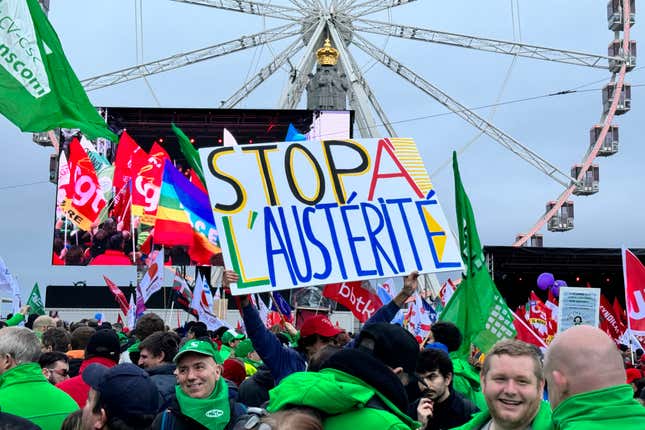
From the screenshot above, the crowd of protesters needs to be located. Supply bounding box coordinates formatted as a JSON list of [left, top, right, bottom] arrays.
[[0, 271, 644, 430]]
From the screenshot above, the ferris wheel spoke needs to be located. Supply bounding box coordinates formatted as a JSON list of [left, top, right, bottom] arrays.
[[349, 31, 577, 187], [328, 24, 380, 137], [344, 50, 397, 136], [353, 18, 618, 69], [170, 0, 303, 20], [279, 20, 327, 109], [82, 23, 300, 92], [341, 0, 418, 17], [221, 39, 305, 107]]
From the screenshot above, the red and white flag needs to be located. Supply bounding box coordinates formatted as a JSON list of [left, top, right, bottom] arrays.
[[623, 248, 645, 335], [512, 310, 547, 350], [103, 275, 129, 315], [323, 281, 383, 323], [139, 249, 164, 303]]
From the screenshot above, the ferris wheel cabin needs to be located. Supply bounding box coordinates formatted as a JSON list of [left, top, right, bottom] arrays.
[[608, 39, 637, 72], [514, 234, 544, 247], [590, 125, 619, 156], [607, 0, 636, 31], [571, 164, 600, 196], [547, 201, 574, 232], [602, 82, 632, 115]]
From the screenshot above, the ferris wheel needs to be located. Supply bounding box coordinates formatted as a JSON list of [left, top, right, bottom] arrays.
[[75, 0, 636, 246]]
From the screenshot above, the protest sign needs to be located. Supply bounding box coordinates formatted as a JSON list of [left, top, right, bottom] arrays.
[[557, 287, 600, 332], [200, 137, 462, 294]]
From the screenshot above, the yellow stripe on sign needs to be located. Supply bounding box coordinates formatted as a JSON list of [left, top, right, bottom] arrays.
[[389, 138, 433, 195], [422, 207, 447, 261]]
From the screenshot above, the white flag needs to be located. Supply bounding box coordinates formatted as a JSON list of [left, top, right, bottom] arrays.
[[191, 273, 227, 331], [0, 257, 21, 313], [139, 249, 164, 303], [126, 294, 136, 330], [256, 294, 270, 327]]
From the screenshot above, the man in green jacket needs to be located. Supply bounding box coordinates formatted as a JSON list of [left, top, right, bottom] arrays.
[[0, 327, 78, 430], [451, 339, 552, 430], [545, 325, 645, 429]]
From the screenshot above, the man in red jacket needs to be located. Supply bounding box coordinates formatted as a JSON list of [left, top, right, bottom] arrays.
[[57, 329, 120, 407]]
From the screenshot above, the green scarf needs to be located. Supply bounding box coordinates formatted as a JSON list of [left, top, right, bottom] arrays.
[[176, 377, 231, 430]]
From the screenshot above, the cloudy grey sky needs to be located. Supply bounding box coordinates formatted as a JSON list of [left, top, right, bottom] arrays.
[[0, 0, 643, 299]]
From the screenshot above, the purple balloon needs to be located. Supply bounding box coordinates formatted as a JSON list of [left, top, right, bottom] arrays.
[[551, 280, 567, 297], [537, 272, 555, 290]]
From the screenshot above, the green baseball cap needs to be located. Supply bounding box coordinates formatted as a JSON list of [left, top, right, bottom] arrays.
[[174, 339, 223, 364], [221, 330, 245, 345], [234, 339, 255, 358]]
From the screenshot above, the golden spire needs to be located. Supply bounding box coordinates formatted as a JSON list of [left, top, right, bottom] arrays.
[[316, 38, 339, 66]]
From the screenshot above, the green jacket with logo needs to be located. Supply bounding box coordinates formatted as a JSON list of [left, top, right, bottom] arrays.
[[0, 362, 78, 430], [552, 384, 645, 430], [450, 400, 552, 430], [267, 369, 420, 430]]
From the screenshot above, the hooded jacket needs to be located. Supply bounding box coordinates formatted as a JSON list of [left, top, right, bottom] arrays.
[[56, 356, 117, 407], [451, 357, 486, 410], [147, 363, 177, 409], [238, 365, 275, 408], [552, 384, 645, 430], [0, 362, 78, 430], [268, 368, 420, 430], [450, 400, 552, 430]]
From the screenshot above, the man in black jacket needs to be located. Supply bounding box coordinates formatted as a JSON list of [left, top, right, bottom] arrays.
[[415, 347, 479, 430], [138, 331, 180, 408]]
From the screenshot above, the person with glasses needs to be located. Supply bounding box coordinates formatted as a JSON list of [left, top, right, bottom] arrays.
[[38, 351, 70, 384], [414, 348, 478, 429]]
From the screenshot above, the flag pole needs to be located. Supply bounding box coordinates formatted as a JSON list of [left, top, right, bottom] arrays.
[[129, 180, 136, 264], [621, 246, 636, 365]]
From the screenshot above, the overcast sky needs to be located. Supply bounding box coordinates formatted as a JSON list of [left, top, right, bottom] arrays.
[[0, 0, 643, 300]]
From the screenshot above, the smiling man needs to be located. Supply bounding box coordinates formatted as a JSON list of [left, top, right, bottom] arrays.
[[451, 339, 552, 430], [151, 339, 245, 430]]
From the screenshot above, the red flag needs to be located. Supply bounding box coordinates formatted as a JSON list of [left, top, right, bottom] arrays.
[[132, 142, 169, 225], [112, 132, 142, 200], [512, 310, 547, 349], [61, 138, 106, 231], [117, 314, 124, 327], [599, 293, 626, 342], [323, 281, 383, 323], [103, 275, 130, 315], [613, 297, 627, 325], [623, 248, 645, 335], [528, 291, 550, 341]]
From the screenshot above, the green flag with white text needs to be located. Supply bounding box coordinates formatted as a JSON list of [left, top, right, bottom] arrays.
[[0, 0, 116, 141], [27, 283, 45, 315], [439, 152, 516, 358]]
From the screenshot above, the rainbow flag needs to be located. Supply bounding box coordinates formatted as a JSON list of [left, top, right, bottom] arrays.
[[155, 160, 221, 263]]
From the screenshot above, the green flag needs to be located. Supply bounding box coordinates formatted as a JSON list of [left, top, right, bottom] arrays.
[[27, 283, 45, 315], [439, 152, 516, 358], [172, 123, 205, 185], [0, 0, 116, 141]]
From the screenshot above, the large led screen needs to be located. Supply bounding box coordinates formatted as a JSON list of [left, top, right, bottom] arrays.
[[52, 108, 353, 266]]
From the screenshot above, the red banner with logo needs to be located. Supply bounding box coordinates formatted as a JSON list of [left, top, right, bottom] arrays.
[[60, 138, 106, 231], [623, 248, 645, 335], [323, 281, 383, 323], [132, 142, 169, 224]]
